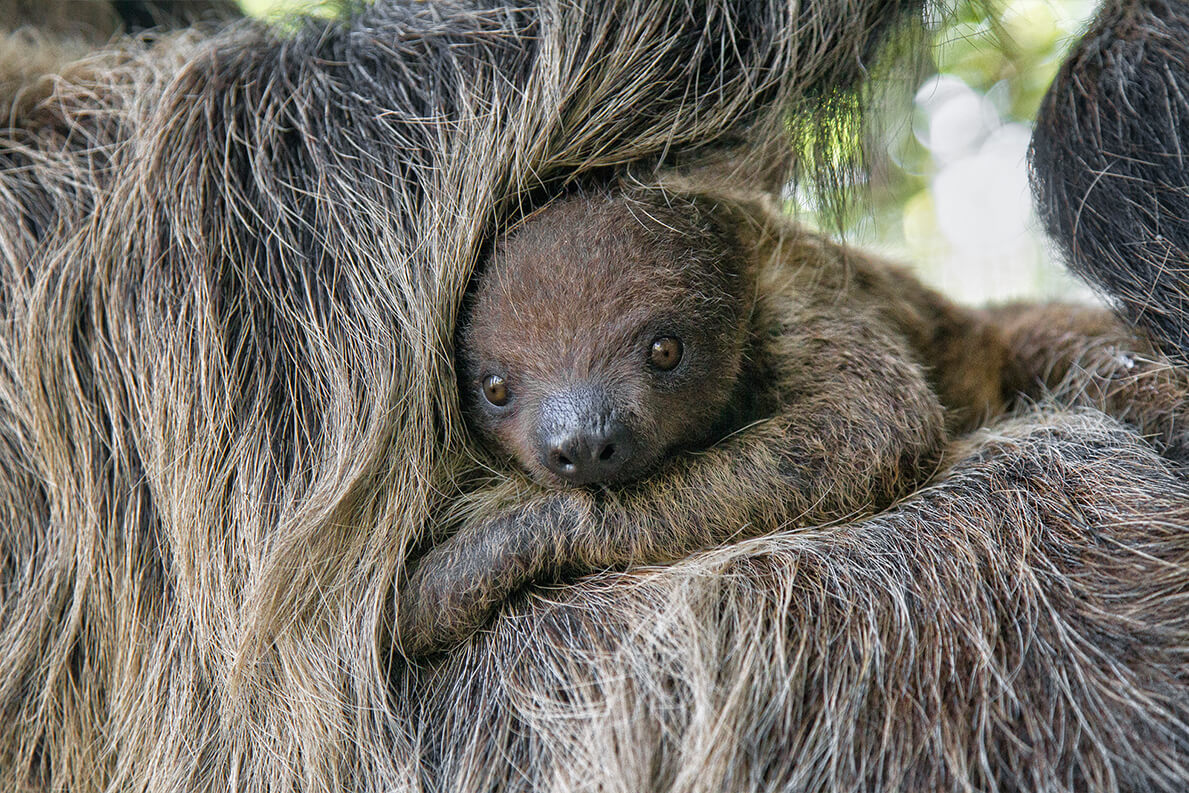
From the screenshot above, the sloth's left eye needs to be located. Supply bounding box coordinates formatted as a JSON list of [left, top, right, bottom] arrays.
[[482, 374, 510, 406], [649, 337, 683, 371]]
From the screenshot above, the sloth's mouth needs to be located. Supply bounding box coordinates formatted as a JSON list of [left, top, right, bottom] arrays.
[[528, 447, 662, 491]]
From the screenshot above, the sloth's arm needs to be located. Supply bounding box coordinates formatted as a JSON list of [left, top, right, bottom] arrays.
[[397, 312, 948, 656], [992, 302, 1189, 462]]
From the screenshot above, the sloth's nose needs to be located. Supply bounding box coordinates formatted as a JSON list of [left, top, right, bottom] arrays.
[[537, 386, 636, 485], [543, 420, 635, 485]]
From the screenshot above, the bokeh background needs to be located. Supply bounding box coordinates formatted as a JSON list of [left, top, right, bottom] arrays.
[[237, 0, 1101, 305]]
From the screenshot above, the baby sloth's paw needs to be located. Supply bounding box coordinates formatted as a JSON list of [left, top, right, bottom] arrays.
[[395, 495, 586, 657]]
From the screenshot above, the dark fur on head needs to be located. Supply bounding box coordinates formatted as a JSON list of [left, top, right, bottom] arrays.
[[459, 189, 750, 486], [1031, 0, 1189, 363]]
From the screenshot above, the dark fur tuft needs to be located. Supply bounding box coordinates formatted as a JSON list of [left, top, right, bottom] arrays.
[[1030, 0, 1189, 363]]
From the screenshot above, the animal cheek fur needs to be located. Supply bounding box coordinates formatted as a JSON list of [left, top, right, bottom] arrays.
[[490, 406, 544, 473]]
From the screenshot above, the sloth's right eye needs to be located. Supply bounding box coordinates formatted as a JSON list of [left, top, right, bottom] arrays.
[[482, 375, 510, 406]]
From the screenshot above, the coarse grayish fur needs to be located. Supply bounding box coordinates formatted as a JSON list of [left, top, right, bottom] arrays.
[[2, 0, 1189, 791], [0, 0, 240, 116], [403, 409, 1189, 793]]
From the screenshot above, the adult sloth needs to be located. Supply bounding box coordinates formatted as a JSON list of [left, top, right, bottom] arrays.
[[2, 1, 1188, 792]]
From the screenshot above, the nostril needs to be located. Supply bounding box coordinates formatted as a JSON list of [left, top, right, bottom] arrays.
[[539, 415, 634, 483], [548, 442, 577, 473]]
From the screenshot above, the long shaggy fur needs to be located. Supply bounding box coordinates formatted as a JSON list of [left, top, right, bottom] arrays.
[[0, 0, 240, 117], [0, 1, 924, 789], [3, 1, 1189, 791]]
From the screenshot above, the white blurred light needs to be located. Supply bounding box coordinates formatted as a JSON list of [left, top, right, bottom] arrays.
[[914, 75, 1000, 164], [932, 123, 1033, 254]]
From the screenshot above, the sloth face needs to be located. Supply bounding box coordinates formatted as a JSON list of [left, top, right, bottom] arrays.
[[458, 191, 748, 487]]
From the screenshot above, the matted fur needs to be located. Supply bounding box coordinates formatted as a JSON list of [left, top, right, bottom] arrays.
[[0, 1, 924, 789], [2, 1, 1189, 791]]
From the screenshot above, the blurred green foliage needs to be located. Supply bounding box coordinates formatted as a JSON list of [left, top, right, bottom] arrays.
[[867, 0, 1093, 222], [846, 0, 1100, 301], [237, 0, 334, 18]]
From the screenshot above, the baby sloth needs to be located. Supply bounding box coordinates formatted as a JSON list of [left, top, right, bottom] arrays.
[[458, 191, 763, 488], [396, 183, 1029, 657]]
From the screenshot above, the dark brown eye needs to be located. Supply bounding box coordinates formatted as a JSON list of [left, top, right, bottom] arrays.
[[649, 337, 683, 371], [482, 374, 509, 406]]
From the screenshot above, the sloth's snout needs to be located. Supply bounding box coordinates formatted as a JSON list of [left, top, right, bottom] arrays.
[[537, 386, 636, 485], [543, 420, 635, 484]]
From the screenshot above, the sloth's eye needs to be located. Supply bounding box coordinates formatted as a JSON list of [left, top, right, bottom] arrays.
[[649, 337, 683, 371], [482, 374, 510, 406]]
